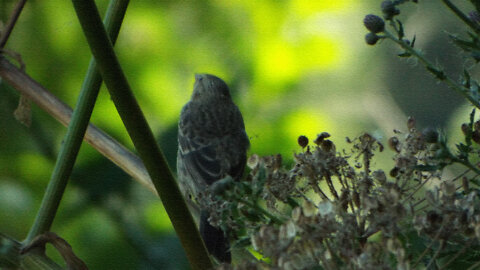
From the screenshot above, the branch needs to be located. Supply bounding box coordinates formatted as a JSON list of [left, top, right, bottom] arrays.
[[70, 0, 212, 268]]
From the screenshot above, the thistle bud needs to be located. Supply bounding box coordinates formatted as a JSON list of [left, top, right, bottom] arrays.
[[363, 14, 385, 33], [381, 1, 400, 20], [365, 32, 380, 45]]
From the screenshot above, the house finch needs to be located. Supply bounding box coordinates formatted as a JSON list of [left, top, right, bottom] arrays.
[[177, 74, 250, 262]]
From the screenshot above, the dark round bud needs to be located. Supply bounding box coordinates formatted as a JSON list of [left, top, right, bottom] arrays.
[[365, 32, 380, 45], [381, 1, 400, 20], [461, 123, 470, 136], [422, 128, 439, 143], [298, 135, 309, 148], [389, 167, 399, 177], [314, 132, 331, 145], [321, 139, 335, 152], [474, 120, 480, 131], [426, 210, 442, 224], [377, 141, 384, 152], [363, 14, 385, 33], [473, 130, 480, 144]]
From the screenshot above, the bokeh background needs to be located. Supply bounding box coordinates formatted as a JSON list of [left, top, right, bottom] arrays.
[[0, 1, 476, 269]]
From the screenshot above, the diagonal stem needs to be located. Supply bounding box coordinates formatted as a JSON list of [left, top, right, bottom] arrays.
[[70, 0, 213, 268], [25, 0, 130, 243], [0, 0, 27, 48]]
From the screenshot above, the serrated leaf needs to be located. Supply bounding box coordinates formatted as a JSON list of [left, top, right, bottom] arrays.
[[456, 143, 471, 155], [396, 19, 404, 39], [426, 66, 446, 80], [398, 51, 412, 57], [413, 165, 440, 171], [448, 33, 480, 60], [463, 69, 471, 88]]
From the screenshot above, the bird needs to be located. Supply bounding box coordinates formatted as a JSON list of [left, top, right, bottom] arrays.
[[177, 74, 250, 263]]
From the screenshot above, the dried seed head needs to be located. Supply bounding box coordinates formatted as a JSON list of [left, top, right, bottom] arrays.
[[292, 207, 302, 222], [321, 140, 335, 152], [273, 154, 283, 171], [364, 14, 385, 33], [314, 132, 331, 145], [247, 154, 260, 169], [407, 116, 416, 130], [318, 201, 333, 216], [441, 181, 456, 196], [388, 137, 400, 153], [372, 170, 387, 184], [298, 135, 309, 148], [302, 200, 317, 217]]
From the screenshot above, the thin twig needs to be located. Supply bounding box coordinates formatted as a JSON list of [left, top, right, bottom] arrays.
[[0, 0, 27, 48], [383, 29, 480, 109], [439, 240, 472, 270], [413, 225, 444, 268]]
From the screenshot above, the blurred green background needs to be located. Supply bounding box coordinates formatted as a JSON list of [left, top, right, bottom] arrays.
[[0, 1, 475, 269]]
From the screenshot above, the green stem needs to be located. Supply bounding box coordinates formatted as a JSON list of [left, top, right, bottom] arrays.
[[26, 0, 129, 243], [0, 0, 27, 48], [442, 0, 480, 35], [383, 29, 480, 109], [237, 197, 285, 224], [70, 1, 212, 269], [0, 233, 62, 269], [450, 156, 480, 185]]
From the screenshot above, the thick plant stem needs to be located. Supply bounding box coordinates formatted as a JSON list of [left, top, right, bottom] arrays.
[[70, 0, 213, 269], [442, 0, 480, 35], [25, 0, 130, 243]]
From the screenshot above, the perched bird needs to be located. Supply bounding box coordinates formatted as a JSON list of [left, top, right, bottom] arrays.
[[177, 74, 250, 263]]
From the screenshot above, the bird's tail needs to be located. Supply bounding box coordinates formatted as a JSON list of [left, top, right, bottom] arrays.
[[200, 210, 231, 263]]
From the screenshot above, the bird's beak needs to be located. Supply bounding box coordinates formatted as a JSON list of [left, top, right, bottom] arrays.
[[195, 74, 204, 82]]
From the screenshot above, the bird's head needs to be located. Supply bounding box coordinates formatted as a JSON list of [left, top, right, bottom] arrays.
[[191, 74, 232, 102]]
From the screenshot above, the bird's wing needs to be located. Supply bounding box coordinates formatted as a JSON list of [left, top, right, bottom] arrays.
[[178, 102, 249, 187], [178, 130, 223, 186]]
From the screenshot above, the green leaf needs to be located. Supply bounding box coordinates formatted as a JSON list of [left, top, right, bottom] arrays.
[[463, 69, 471, 88], [396, 19, 404, 40], [398, 51, 412, 57], [426, 66, 446, 80]]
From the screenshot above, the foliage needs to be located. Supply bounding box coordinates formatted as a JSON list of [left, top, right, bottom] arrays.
[[198, 1, 480, 269]]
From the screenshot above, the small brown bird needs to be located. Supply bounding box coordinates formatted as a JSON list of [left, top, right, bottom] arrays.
[[177, 74, 250, 263]]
